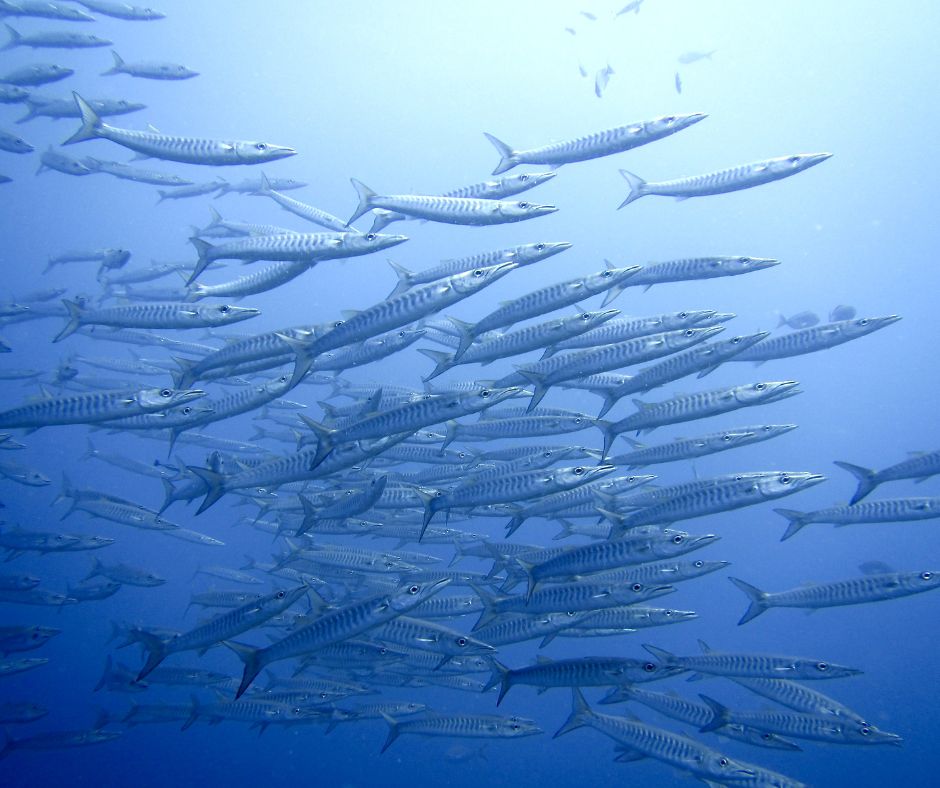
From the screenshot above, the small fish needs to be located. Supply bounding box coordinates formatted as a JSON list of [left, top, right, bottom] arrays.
[[0, 63, 73, 87], [594, 64, 614, 98], [830, 304, 857, 321], [0, 128, 33, 153], [102, 51, 198, 80], [678, 50, 717, 64], [835, 450, 940, 504], [74, 0, 165, 20], [2, 24, 111, 50], [616, 0, 644, 15], [674, 71, 682, 93], [777, 310, 820, 329]]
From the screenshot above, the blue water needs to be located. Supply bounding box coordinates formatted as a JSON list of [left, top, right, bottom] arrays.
[[1, 1, 938, 785]]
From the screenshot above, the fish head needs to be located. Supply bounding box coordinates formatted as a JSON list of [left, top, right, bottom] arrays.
[[660, 308, 719, 330], [233, 141, 297, 163], [137, 387, 207, 412], [755, 471, 825, 497], [724, 329, 771, 353], [445, 632, 496, 656], [563, 307, 621, 333], [206, 303, 262, 324], [507, 171, 557, 190], [842, 314, 901, 339], [499, 716, 543, 737], [693, 752, 757, 781], [734, 380, 800, 405], [340, 231, 409, 254], [74, 534, 115, 550], [673, 324, 725, 349], [706, 429, 758, 451], [451, 260, 517, 294], [513, 240, 572, 265], [656, 530, 720, 558], [556, 463, 616, 488], [110, 100, 148, 114], [752, 423, 799, 441], [388, 577, 451, 612], [613, 582, 675, 604], [498, 200, 558, 221], [790, 658, 863, 679], [462, 385, 522, 413], [584, 264, 642, 304], [769, 151, 833, 175], [645, 111, 708, 137], [650, 608, 698, 625], [637, 658, 686, 681], [899, 570, 940, 594]]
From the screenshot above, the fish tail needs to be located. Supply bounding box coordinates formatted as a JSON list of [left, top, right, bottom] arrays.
[[515, 558, 539, 603], [415, 487, 439, 541], [469, 583, 499, 631], [187, 238, 213, 284], [80, 437, 97, 460], [504, 513, 526, 537], [482, 659, 511, 705], [158, 478, 178, 514], [617, 169, 647, 209], [554, 688, 592, 738], [346, 178, 376, 226], [224, 641, 264, 699], [186, 466, 226, 513], [551, 518, 577, 541], [596, 387, 623, 419], [1, 23, 21, 51], [52, 299, 83, 343], [833, 460, 878, 504], [379, 712, 399, 753], [102, 50, 124, 76], [598, 420, 616, 460], [416, 347, 454, 382], [274, 332, 314, 390], [299, 415, 334, 471], [775, 507, 810, 541], [181, 694, 201, 731], [697, 694, 732, 733], [155, 190, 169, 204], [135, 631, 168, 681], [483, 132, 518, 176], [728, 576, 770, 625], [369, 211, 397, 234], [93, 654, 113, 692], [171, 356, 196, 389], [516, 369, 549, 413], [448, 315, 477, 363], [386, 259, 414, 298], [63, 93, 102, 146], [296, 494, 317, 536], [641, 643, 676, 666], [258, 172, 272, 194]]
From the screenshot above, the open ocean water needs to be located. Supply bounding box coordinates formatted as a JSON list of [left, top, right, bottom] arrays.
[[1, 1, 938, 786]]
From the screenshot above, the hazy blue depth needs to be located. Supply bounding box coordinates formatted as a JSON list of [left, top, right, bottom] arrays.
[[1, 1, 938, 786]]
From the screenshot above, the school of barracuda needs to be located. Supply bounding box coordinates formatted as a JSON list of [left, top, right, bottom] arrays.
[[0, 3, 932, 786]]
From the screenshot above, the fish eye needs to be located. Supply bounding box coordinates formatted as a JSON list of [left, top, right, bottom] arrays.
[[719, 758, 729, 767], [755, 383, 766, 390], [816, 662, 829, 671], [408, 585, 420, 594], [643, 662, 656, 672], [256, 143, 267, 151], [472, 269, 484, 277], [398, 331, 406, 337], [859, 318, 869, 326], [672, 534, 684, 544], [182, 407, 192, 414], [581, 313, 591, 320], [631, 583, 642, 592], [780, 475, 791, 484], [276, 590, 285, 599], [722, 434, 732, 441], [664, 610, 673, 616], [694, 560, 704, 567], [535, 243, 545, 250], [480, 389, 491, 398], [366, 233, 377, 241], [788, 155, 800, 163], [574, 467, 584, 475], [602, 270, 612, 277], [519, 174, 529, 181], [457, 637, 467, 647], [861, 727, 871, 735], [220, 305, 230, 313], [731, 336, 742, 344], [574, 417, 583, 424], [518, 202, 529, 208], [922, 572, 933, 580], [160, 388, 171, 397]]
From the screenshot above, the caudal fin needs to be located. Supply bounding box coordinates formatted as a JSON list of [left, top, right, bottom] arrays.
[[833, 460, 878, 504], [1, 23, 22, 52], [483, 132, 519, 176], [379, 712, 400, 753], [698, 694, 732, 733], [102, 50, 125, 76], [224, 641, 265, 699], [186, 466, 226, 514], [187, 238, 214, 284], [554, 688, 592, 738], [386, 259, 415, 298], [775, 508, 811, 541], [346, 178, 376, 226], [62, 93, 102, 146], [617, 169, 647, 209], [728, 576, 770, 625], [53, 299, 83, 343], [482, 660, 512, 706], [134, 630, 169, 681]]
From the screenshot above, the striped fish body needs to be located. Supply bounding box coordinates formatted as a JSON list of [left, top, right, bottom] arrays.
[[501, 657, 681, 694], [311, 327, 425, 373], [193, 232, 349, 264], [188, 261, 311, 299], [643, 641, 862, 680], [731, 571, 940, 620], [730, 677, 867, 723], [485, 113, 706, 174], [260, 184, 348, 231], [63, 93, 296, 164], [0, 387, 202, 429], [461, 265, 641, 351], [577, 559, 729, 588], [573, 606, 697, 631], [387, 241, 570, 297], [619, 153, 832, 206], [445, 413, 596, 446], [786, 497, 940, 527], [610, 425, 796, 468], [603, 381, 800, 454], [527, 532, 717, 587], [299, 262, 518, 370], [381, 713, 541, 752], [733, 316, 900, 362], [546, 309, 719, 355], [625, 256, 779, 289], [374, 616, 494, 656], [472, 612, 589, 647]]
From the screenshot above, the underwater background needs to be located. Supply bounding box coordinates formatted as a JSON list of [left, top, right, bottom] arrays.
[[1, 1, 939, 786]]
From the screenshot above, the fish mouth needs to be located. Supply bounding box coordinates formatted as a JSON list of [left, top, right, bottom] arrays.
[[806, 152, 834, 164], [692, 534, 721, 547], [533, 172, 557, 183], [534, 204, 558, 214]]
